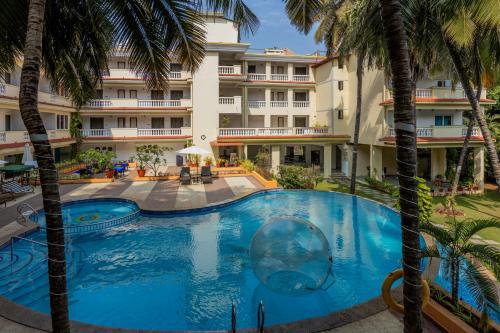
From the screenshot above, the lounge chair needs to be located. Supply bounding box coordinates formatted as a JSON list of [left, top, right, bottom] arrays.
[[180, 167, 191, 185], [201, 166, 213, 184], [1, 180, 34, 195], [0, 192, 15, 207]]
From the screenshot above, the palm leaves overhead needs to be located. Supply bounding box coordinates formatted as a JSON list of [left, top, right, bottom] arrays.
[[201, 0, 260, 37]]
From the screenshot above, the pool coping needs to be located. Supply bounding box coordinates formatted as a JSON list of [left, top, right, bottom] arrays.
[[0, 189, 407, 333]]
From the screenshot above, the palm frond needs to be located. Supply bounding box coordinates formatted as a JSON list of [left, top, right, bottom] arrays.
[[420, 221, 455, 245], [462, 243, 500, 279], [420, 245, 442, 259], [283, 0, 323, 34], [458, 218, 500, 243], [462, 261, 500, 319]]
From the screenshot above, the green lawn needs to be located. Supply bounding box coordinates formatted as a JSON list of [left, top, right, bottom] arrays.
[[431, 190, 500, 242], [316, 181, 500, 243]]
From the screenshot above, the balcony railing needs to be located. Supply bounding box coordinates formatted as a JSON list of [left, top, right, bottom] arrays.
[[168, 72, 182, 79], [293, 101, 310, 108], [247, 73, 267, 81], [218, 96, 242, 113], [1, 84, 73, 107], [292, 75, 310, 82], [248, 101, 266, 108], [416, 89, 433, 97], [270, 74, 288, 81], [387, 126, 482, 138], [87, 100, 113, 108], [218, 127, 332, 137], [218, 65, 241, 75], [81, 128, 191, 138], [270, 101, 288, 108], [386, 87, 484, 100], [0, 130, 71, 144], [219, 97, 235, 104], [104, 69, 186, 80], [137, 100, 181, 107], [85, 99, 191, 109]]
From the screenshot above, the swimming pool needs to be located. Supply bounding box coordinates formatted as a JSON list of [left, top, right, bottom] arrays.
[[0, 190, 495, 331]]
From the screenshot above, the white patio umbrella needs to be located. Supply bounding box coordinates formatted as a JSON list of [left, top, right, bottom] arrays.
[[22, 143, 38, 168], [176, 145, 211, 173], [0, 160, 7, 165]]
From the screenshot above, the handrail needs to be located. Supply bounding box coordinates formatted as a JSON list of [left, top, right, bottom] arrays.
[[257, 300, 265, 333], [10, 236, 47, 262], [231, 303, 237, 333], [17, 203, 38, 224]]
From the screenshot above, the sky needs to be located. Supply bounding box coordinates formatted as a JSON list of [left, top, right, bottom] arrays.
[[239, 1, 324, 55]]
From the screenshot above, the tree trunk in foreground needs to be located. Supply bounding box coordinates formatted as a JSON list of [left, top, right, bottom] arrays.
[[379, 1, 422, 332], [19, 0, 70, 332], [350, 55, 364, 193], [446, 41, 500, 190]]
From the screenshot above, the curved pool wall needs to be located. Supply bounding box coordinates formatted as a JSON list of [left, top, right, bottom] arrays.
[[34, 198, 140, 234], [0, 190, 496, 332]]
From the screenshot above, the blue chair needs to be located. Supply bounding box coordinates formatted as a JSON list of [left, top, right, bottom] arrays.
[[114, 165, 125, 177]]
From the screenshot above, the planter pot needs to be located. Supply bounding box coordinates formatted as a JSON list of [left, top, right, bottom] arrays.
[[137, 169, 146, 177], [424, 299, 478, 333], [106, 170, 115, 178]]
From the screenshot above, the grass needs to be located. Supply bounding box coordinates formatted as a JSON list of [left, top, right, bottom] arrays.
[[316, 180, 500, 243], [431, 190, 500, 243]]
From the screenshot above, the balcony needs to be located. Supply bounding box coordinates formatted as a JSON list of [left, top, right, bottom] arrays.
[[270, 74, 288, 81], [81, 128, 192, 138], [218, 65, 242, 76], [386, 87, 485, 100], [85, 99, 192, 109], [103, 69, 187, 80], [0, 84, 73, 108], [0, 130, 71, 145], [246, 74, 312, 83], [387, 126, 481, 138], [217, 96, 242, 113], [270, 101, 288, 108], [218, 127, 332, 137], [248, 101, 266, 109], [247, 100, 311, 111]]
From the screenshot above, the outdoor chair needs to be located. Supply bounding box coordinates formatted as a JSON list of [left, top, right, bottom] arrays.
[[180, 167, 191, 185], [201, 166, 213, 184], [0, 192, 15, 207], [1, 180, 34, 195]]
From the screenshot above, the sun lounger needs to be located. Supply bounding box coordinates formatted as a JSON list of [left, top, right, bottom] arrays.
[[180, 167, 191, 185], [201, 166, 212, 184], [1, 180, 34, 195]]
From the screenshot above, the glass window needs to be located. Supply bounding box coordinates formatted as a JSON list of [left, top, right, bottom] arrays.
[[170, 90, 183, 100], [129, 90, 137, 99], [338, 81, 344, 91], [95, 89, 103, 99], [294, 67, 307, 75], [435, 115, 452, 126], [117, 89, 125, 98], [3, 72, 11, 84], [338, 58, 344, 69], [338, 109, 344, 120], [117, 117, 126, 128], [294, 92, 307, 101], [151, 90, 164, 100], [151, 117, 165, 129], [57, 115, 68, 130], [171, 117, 183, 128], [130, 117, 137, 128], [171, 63, 182, 72], [277, 117, 285, 127], [117, 61, 126, 69], [5, 115, 11, 131], [90, 117, 104, 129], [247, 65, 256, 73]]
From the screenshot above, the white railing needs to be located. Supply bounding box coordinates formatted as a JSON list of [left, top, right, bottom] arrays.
[[218, 127, 332, 137], [248, 101, 266, 108], [87, 100, 113, 108], [219, 97, 235, 105], [48, 130, 71, 140], [270, 101, 288, 108], [138, 128, 182, 136], [462, 127, 481, 136], [270, 74, 288, 81], [293, 101, 310, 108], [247, 73, 267, 81], [416, 128, 433, 137], [168, 72, 182, 79], [0, 131, 30, 144], [218, 65, 241, 75], [137, 100, 181, 107], [81, 129, 111, 137], [293, 75, 310, 82], [416, 89, 433, 98], [0, 132, 5, 142]]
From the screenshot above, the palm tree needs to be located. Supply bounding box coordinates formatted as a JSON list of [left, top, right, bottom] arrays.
[[1, 1, 258, 331], [420, 215, 500, 328], [377, 1, 422, 332]]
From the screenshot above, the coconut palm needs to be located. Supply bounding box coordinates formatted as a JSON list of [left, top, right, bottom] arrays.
[[0, 1, 257, 331], [420, 215, 500, 327]]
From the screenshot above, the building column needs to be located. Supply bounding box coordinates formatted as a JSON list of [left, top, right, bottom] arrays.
[[342, 144, 351, 177], [271, 145, 281, 173], [431, 148, 447, 180], [370, 145, 383, 180], [287, 89, 294, 106], [287, 63, 294, 78], [287, 115, 294, 128], [305, 145, 311, 165], [324, 144, 332, 178], [243, 145, 248, 160], [265, 87, 271, 105], [473, 146, 485, 190], [265, 62, 271, 79], [264, 115, 271, 128]]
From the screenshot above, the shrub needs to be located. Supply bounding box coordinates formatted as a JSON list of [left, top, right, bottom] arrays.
[[240, 159, 255, 172], [132, 145, 172, 176], [78, 149, 115, 174], [365, 176, 398, 196], [393, 177, 432, 223], [276, 165, 323, 189]]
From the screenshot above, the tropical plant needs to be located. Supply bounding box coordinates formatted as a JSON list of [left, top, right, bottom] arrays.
[[69, 112, 83, 158], [420, 216, 500, 329], [276, 165, 323, 189], [240, 159, 255, 172], [78, 149, 115, 174], [132, 144, 171, 176], [393, 177, 432, 223], [203, 156, 213, 166]]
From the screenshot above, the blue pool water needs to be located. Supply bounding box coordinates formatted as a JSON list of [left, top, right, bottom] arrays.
[[0, 191, 496, 330]]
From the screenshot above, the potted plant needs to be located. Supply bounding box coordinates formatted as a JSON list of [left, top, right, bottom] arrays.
[[105, 162, 115, 178], [217, 158, 227, 167], [204, 156, 213, 166], [132, 145, 153, 177]]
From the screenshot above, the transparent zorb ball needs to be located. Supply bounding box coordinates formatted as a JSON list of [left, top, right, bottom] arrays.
[[250, 216, 332, 294]]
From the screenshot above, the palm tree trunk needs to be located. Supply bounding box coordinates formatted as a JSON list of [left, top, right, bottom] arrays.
[[379, 1, 422, 332], [446, 40, 500, 190], [19, 0, 70, 332], [451, 258, 459, 304], [350, 55, 364, 193]]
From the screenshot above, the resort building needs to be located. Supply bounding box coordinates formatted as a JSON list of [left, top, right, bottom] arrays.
[[0, 13, 494, 188]]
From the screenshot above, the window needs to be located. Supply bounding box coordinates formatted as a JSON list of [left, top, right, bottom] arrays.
[[117, 117, 126, 128], [3, 72, 11, 84], [117, 61, 126, 69], [90, 117, 104, 129], [117, 89, 125, 98], [294, 92, 307, 101], [338, 81, 344, 91], [57, 115, 69, 130], [338, 58, 344, 69], [171, 63, 182, 72], [338, 109, 344, 120], [151, 90, 164, 100], [294, 116, 307, 127], [151, 117, 165, 129], [95, 89, 103, 99], [272, 91, 285, 101], [130, 117, 137, 128], [170, 90, 183, 100], [436, 80, 449, 87], [275, 66, 285, 74], [277, 117, 285, 128], [294, 67, 307, 75], [435, 115, 452, 126], [171, 117, 183, 128], [247, 65, 256, 73], [129, 90, 137, 99], [5, 115, 11, 131]]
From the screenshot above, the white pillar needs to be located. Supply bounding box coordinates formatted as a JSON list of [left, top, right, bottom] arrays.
[[243, 145, 248, 160], [287, 63, 294, 78], [431, 148, 447, 180], [265, 62, 271, 79], [473, 146, 485, 191], [370, 145, 383, 180], [271, 145, 281, 173], [287, 88, 294, 105], [264, 115, 271, 128], [324, 144, 332, 178], [287, 115, 294, 128]]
